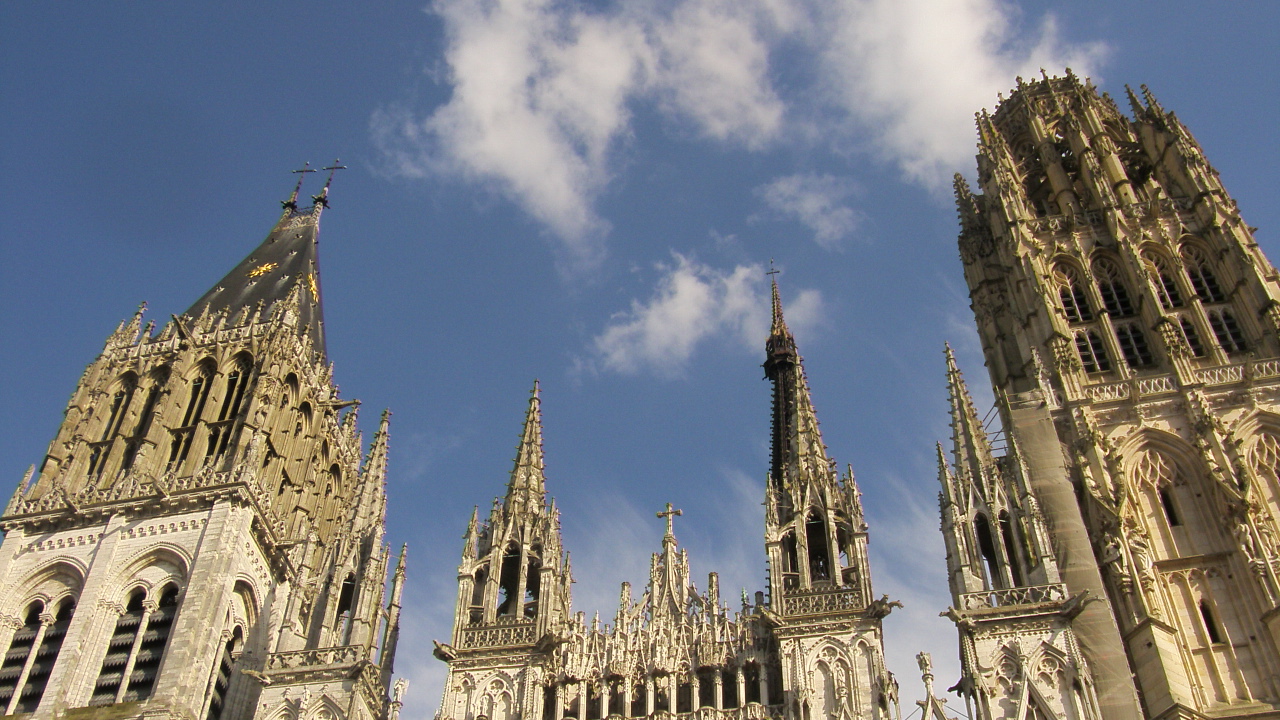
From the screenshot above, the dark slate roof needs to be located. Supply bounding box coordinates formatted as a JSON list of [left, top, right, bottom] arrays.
[[184, 204, 326, 355]]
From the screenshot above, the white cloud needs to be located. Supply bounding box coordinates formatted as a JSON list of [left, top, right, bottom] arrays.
[[591, 256, 821, 376], [374, 0, 789, 268], [756, 173, 861, 249], [375, 0, 1104, 261], [820, 0, 1106, 190]]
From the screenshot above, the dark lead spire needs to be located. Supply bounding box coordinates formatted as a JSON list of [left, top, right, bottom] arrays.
[[764, 278, 829, 490], [183, 172, 330, 355]]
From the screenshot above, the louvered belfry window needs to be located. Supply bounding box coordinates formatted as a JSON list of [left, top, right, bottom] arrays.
[[91, 585, 180, 706]]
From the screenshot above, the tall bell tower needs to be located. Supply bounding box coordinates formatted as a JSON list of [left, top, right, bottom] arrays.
[[763, 280, 898, 720], [0, 172, 404, 720], [946, 71, 1280, 720]]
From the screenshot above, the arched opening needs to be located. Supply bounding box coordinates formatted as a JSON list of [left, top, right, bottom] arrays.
[[974, 514, 1001, 589], [721, 669, 739, 709], [1054, 265, 1093, 322], [780, 533, 800, 589], [0, 601, 44, 711], [497, 544, 521, 617], [1208, 309, 1248, 353], [542, 685, 556, 720], [1144, 252, 1184, 310], [126, 583, 180, 702], [806, 512, 831, 582], [336, 574, 357, 620], [586, 682, 602, 720], [469, 569, 487, 624], [1178, 316, 1207, 357], [1159, 486, 1181, 527], [1093, 258, 1135, 317], [207, 356, 252, 462], [653, 676, 669, 713], [998, 512, 1025, 586], [206, 625, 243, 720], [1200, 599, 1224, 644], [743, 663, 761, 704], [1114, 322, 1155, 368], [92, 589, 147, 705], [630, 679, 646, 717], [524, 558, 541, 619], [123, 366, 169, 472], [697, 668, 716, 708], [676, 677, 692, 713], [607, 677, 625, 717], [168, 364, 214, 470], [1075, 330, 1111, 373], [1181, 245, 1226, 303]]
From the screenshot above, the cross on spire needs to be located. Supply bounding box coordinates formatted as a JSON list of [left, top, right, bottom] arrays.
[[657, 502, 683, 538], [284, 162, 317, 210], [313, 159, 348, 208], [766, 259, 780, 278]]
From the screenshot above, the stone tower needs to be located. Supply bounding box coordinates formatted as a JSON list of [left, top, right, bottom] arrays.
[[0, 176, 405, 720], [944, 71, 1280, 720], [434, 283, 897, 720]]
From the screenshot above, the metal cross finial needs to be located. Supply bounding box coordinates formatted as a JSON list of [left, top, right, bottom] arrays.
[[657, 502, 683, 537], [313, 160, 348, 208], [284, 162, 317, 209], [766, 259, 779, 278]]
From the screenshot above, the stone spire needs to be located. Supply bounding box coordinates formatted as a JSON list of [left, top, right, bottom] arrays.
[[945, 343, 994, 486], [764, 278, 831, 492], [505, 381, 546, 516], [183, 180, 328, 354]]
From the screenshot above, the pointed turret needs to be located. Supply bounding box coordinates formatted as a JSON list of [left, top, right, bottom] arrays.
[[506, 381, 547, 516], [945, 343, 994, 485], [183, 183, 328, 354]]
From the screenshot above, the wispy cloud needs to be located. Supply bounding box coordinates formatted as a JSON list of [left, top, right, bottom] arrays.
[[375, 0, 1103, 259], [589, 256, 821, 376], [755, 173, 861, 249], [819, 0, 1106, 190]]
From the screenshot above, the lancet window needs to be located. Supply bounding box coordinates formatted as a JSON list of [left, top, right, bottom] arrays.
[[87, 374, 138, 480], [122, 366, 169, 473], [1054, 265, 1093, 322], [806, 512, 831, 583], [168, 363, 215, 471], [1182, 245, 1226, 303], [90, 584, 181, 706], [205, 626, 242, 720], [1092, 258, 1135, 317], [1144, 252, 1184, 310], [205, 355, 252, 463], [0, 597, 75, 715]]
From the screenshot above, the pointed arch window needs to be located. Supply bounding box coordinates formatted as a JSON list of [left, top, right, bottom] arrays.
[[1114, 322, 1155, 368], [1182, 245, 1226, 303], [1075, 331, 1111, 373], [205, 627, 242, 720], [1208, 309, 1248, 353], [998, 511, 1025, 586], [779, 533, 800, 590], [524, 557, 541, 619], [123, 367, 169, 473], [1054, 265, 1093, 322], [168, 365, 214, 471], [973, 514, 1002, 589], [497, 545, 521, 617], [87, 375, 138, 480], [1199, 599, 1224, 644], [1134, 450, 1182, 529], [206, 356, 252, 463], [0, 599, 75, 714], [469, 568, 487, 624], [1144, 252, 1184, 310], [1093, 259, 1135, 317], [805, 512, 831, 583]]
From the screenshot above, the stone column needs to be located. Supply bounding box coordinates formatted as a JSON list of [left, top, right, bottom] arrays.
[[5, 614, 52, 714]]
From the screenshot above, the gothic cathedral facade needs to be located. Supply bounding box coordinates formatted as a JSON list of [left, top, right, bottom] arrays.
[[0, 180, 406, 720], [939, 72, 1280, 720], [8, 71, 1280, 720]]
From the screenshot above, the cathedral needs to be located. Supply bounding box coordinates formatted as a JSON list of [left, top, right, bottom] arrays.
[[4, 71, 1280, 720]]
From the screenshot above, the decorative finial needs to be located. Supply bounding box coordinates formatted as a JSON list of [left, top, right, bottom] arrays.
[[284, 162, 316, 210], [313, 159, 348, 208], [657, 502, 683, 539]]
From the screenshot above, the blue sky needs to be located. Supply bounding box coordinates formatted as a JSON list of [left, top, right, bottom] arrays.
[[3, 2, 1278, 718]]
